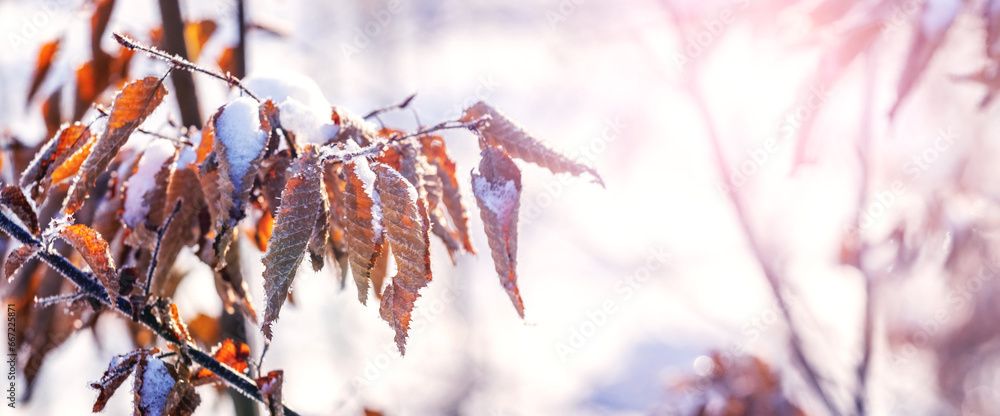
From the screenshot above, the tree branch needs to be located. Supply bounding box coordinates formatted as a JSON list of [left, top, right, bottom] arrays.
[[157, 0, 203, 128], [235, 0, 248, 79], [0, 211, 300, 416], [684, 83, 844, 416], [852, 46, 878, 416], [113, 33, 260, 102], [363, 93, 417, 120]]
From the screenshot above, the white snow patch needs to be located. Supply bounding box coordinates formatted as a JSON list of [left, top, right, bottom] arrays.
[[123, 140, 175, 228], [921, 0, 961, 37], [216, 97, 268, 189], [175, 131, 200, 168], [243, 70, 339, 144], [473, 175, 518, 219], [278, 97, 340, 144], [138, 358, 175, 416], [346, 141, 383, 239]]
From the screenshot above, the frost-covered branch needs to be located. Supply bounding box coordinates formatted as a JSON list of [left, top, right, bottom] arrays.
[[113, 33, 260, 102], [363, 93, 417, 120], [0, 210, 300, 416], [95, 106, 193, 147]]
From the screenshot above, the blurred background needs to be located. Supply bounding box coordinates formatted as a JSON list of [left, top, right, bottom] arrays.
[[3, 0, 1000, 415]]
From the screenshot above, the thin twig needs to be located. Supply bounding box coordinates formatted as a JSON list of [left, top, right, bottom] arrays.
[[95, 106, 193, 147], [319, 117, 488, 164], [395, 117, 489, 142], [853, 47, 878, 416], [35, 291, 85, 308], [685, 84, 844, 416], [364, 93, 417, 120], [145, 201, 182, 300], [0, 211, 300, 416], [113, 33, 260, 102]]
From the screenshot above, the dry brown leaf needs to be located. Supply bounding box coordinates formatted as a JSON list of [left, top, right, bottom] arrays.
[[212, 234, 256, 322], [323, 164, 347, 243], [150, 167, 204, 296], [133, 355, 178, 416], [27, 40, 59, 104], [462, 101, 603, 187], [196, 156, 223, 244], [4, 245, 38, 283], [187, 314, 220, 346], [183, 20, 217, 63], [262, 147, 324, 339], [22, 267, 76, 400], [125, 143, 177, 249], [472, 146, 524, 317], [59, 224, 119, 302], [255, 370, 284, 416], [258, 151, 294, 217], [204, 99, 270, 269], [397, 141, 462, 261], [419, 136, 473, 250], [421, 136, 475, 254], [332, 106, 379, 145], [308, 202, 330, 272], [343, 151, 384, 305], [161, 303, 194, 344], [0, 186, 40, 235], [50, 138, 95, 185], [195, 112, 217, 166], [372, 162, 432, 355], [42, 90, 62, 138], [322, 163, 350, 285], [217, 47, 237, 77], [65, 76, 168, 214], [90, 348, 157, 412], [254, 211, 275, 252], [162, 378, 201, 416], [74, 60, 99, 120], [193, 339, 250, 382], [369, 244, 390, 299], [260, 99, 284, 156], [20, 122, 91, 201]]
